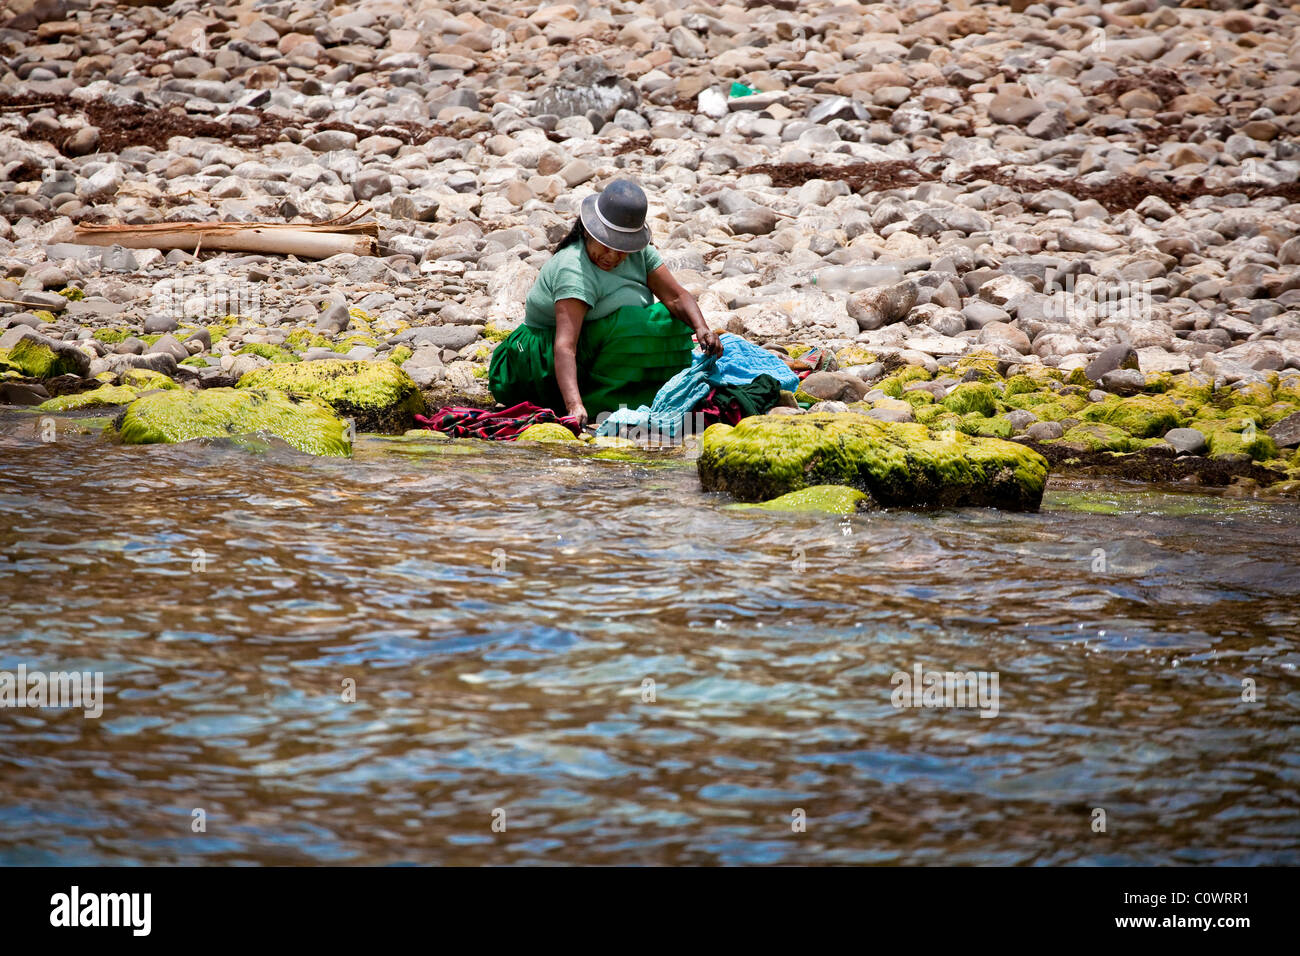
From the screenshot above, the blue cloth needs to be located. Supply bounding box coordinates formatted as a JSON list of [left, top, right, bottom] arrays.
[[699, 333, 799, 392], [596, 352, 717, 438]]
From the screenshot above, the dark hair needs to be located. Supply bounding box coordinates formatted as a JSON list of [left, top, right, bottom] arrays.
[[554, 219, 586, 254]]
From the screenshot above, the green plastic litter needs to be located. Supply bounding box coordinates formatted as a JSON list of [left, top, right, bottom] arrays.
[[729, 81, 758, 98]]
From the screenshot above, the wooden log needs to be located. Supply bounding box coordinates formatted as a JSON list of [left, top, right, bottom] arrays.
[[73, 225, 377, 258], [73, 208, 380, 259]]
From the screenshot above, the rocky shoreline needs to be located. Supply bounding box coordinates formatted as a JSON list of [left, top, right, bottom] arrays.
[[2, 0, 1299, 498]]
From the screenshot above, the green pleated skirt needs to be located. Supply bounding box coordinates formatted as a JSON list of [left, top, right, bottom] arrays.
[[487, 303, 694, 416]]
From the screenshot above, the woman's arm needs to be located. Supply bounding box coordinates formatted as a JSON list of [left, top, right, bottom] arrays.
[[553, 297, 589, 425], [647, 265, 723, 357]]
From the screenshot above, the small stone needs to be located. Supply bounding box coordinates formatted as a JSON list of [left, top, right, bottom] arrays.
[[143, 314, 178, 334], [316, 303, 351, 334], [302, 130, 358, 151], [988, 92, 1043, 126], [962, 300, 1010, 330], [979, 321, 1031, 354], [64, 125, 100, 156], [1099, 368, 1146, 395], [1006, 409, 1038, 430], [727, 208, 779, 236], [354, 170, 393, 200], [558, 159, 595, 188], [1163, 428, 1208, 455], [1026, 421, 1063, 441], [1267, 412, 1300, 449], [148, 334, 189, 362], [99, 245, 139, 272], [847, 280, 919, 331], [1085, 344, 1139, 381]]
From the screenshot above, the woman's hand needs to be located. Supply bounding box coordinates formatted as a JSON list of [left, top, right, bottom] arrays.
[[696, 326, 723, 358], [568, 403, 589, 427], [648, 265, 723, 358]]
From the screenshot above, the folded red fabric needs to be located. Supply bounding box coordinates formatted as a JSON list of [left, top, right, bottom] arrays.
[[414, 402, 582, 441]]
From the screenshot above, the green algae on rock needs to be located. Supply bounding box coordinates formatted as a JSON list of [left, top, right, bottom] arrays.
[[516, 422, 580, 442], [120, 369, 179, 390], [112, 387, 351, 457], [37, 384, 141, 411], [1056, 422, 1140, 453], [729, 485, 872, 514], [942, 381, 998, 416], [8, 335, 90, 379], [698, 413, 1048, 511], [1081, 394, 1185, 438], [236, 343, 300, 364], [236, 360, 426, 433]]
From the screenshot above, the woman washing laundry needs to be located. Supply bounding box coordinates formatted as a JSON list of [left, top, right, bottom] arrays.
[[488, 178, 724, 427]]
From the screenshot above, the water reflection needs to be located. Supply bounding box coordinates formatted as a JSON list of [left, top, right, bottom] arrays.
[[1, 413, 1297, 864]]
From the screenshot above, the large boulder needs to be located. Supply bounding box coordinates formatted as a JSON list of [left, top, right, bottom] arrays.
[[5, 332, 91, 378], [698, 413, 1049, 511], [1081, 394, 1185, 438], [111, 388, 352, 457], [236, 360, 426, 433]]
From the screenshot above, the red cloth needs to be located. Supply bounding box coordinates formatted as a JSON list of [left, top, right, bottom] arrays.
[[414, 402, 581, 441], [696, 387, 746, 428]]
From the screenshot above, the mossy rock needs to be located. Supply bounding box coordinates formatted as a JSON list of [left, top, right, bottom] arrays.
[[697, 413, 1048, 511], [942, 381, 998, 416], [1261, 402, 1299, 428], [347, 307, 374, 324], [121, 369, 179, 390], [92, 328, 132, 345], [1003, 374, 1042, 397], [900, 388, 934, 407], [1029, 395, 1087, 421], [337, 334, 381, 350], [835, 346, 876, 367], [786, 344, 813, 359], [37, 384, 141, 411], [912, 404, 952, 426], [32, 310, 57, 324], [179, 356, 211, 368], [111, 387, 351, 457], [1166, 373, 1214, 408], [1266, 479, 1300, 498], [483, 323, 510, 343], [236, 359, 426, 433], [952, 350, 1002, 381], [1056, 422, 1138, 453], [283, 329, 337, 352], [1191, 418, 1279, 461], [516, 422, 579, 442], [237, 343, 300, 364], [1081, 393, 1185, 438], [1275, 378, 1300, 406], [876, 365, 931, 398], [1002, 389, 1056, 409], [959, 413, 1013, 439], [1225, 381, 1274, 407], [1063, 367, 1094, 389], [389, 344, 413, 366], [57, 287, 85, 301], [730, 485, 872, 514], [8, 336, 89, 378]]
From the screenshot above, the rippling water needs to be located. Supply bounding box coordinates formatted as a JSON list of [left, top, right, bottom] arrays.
[[1, 408, 1297, 865]]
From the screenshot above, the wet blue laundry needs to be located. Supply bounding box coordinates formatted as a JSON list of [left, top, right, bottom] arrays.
[[702, 333, 799, 392], [595, 352, 717, 438]]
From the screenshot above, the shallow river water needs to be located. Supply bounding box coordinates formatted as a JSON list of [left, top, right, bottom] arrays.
[[1, 410, 1297, 865]]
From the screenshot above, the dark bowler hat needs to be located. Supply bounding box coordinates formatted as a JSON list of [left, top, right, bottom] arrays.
[[579, 178, 651, 253]]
